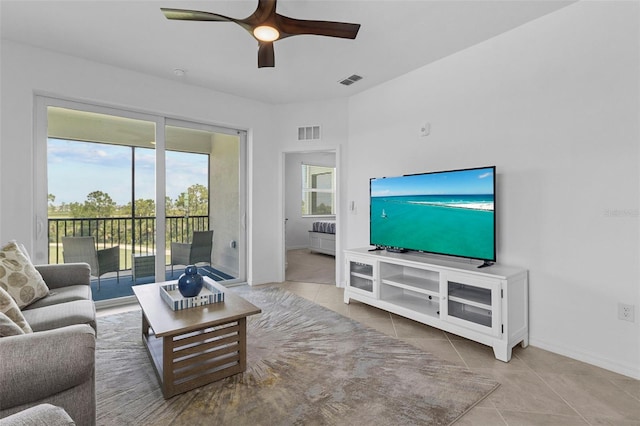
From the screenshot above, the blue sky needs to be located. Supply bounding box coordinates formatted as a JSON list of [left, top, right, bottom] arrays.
[[370, 167, 494, 197], [48, 139, 208, 205]]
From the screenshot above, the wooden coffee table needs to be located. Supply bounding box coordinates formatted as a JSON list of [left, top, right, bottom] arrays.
[[132, 277, 261, 399]]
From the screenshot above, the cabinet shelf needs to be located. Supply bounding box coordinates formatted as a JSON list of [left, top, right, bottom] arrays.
[[382, 293, 440, 318], [448, 284, 491, 307], [351, 272, 373, 281], [448, 295, 492, 311], [381, 274, 439, 297]]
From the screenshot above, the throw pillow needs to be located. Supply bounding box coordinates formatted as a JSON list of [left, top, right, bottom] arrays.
[[0, 311, 25, 337], [0, 241, 49, 308], [0, 286, 32, 334]]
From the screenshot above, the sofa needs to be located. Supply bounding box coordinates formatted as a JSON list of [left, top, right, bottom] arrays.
[[0, 260, 97, 426]]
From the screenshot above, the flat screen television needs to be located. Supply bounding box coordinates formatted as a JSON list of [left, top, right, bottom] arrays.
[[369, 166, 496, 264]]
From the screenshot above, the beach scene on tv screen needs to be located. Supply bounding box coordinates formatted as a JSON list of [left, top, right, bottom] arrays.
[[370, 167, 495, 260]]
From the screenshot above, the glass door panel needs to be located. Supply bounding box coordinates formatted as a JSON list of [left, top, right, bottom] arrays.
[[442, 273, 501, 336], [347, 258, 375, 295], [165, 123, 245, 284], [46, 105, 156, 299]]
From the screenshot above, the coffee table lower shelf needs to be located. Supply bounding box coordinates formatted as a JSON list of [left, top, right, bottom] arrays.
[[141, 313, 247, 399]]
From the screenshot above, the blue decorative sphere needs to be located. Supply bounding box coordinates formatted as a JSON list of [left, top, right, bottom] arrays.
[[178, 265, 204, 297]]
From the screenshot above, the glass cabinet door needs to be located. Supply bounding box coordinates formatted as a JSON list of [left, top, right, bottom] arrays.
[[442, 273, 502, 336], [346, 258, 376, 297]]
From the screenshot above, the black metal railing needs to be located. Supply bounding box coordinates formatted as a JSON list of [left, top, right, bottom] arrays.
[[48, 215, 209, 270]]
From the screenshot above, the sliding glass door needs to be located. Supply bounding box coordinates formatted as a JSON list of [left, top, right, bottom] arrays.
[[34, 97, 246, 302]]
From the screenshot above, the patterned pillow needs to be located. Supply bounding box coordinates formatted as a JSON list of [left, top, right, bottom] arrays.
[[0, 241, 49, 308], [0, 286, 32, 334], [0, 311, 25, 337]]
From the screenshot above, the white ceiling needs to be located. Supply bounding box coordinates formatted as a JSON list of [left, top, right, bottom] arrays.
[[1, 0, 574, 104]]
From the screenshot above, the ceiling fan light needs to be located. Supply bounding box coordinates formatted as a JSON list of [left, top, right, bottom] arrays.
[[253, 25, 279, 42]]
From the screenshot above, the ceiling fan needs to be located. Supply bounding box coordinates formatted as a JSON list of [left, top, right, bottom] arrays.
[[161, 0, 361, 68]]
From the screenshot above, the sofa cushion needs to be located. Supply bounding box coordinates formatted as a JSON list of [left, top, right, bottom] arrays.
[[21, 300, 96, 333], [0, 242, 49, 309], [0, 287, 32, 334], [0, 312, 25, 337], [24, 285, 92, 310]]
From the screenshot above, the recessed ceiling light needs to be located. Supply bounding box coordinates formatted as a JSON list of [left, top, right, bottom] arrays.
[[173, 69, 186, 77]]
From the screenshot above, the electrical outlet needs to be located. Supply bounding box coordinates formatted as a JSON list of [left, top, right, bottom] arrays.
[[618, 303, 635, 322]]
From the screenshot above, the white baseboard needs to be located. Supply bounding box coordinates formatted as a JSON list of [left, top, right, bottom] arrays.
[[286, 245, 308, 251], [529, 337, 640, 380]]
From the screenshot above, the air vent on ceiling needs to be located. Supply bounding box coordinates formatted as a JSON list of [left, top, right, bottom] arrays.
[[339, 74, 363, 86], [298, 126, 321, 141]]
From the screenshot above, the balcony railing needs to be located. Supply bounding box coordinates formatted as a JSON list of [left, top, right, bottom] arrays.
[[48, 215, 209, 270]]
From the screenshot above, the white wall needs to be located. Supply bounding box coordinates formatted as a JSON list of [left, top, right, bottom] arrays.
[[274, 99, 349, 282], [0, 40, 280, 285], [210, 133, 241, 277], [285, 152, 336, 250], [346, 1, 639, 378]]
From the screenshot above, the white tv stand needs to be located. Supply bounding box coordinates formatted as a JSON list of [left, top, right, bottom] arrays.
[[344, 248, 528, 361]]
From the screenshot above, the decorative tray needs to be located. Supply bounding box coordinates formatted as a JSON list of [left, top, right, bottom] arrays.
[[159, 279, 225, 311]]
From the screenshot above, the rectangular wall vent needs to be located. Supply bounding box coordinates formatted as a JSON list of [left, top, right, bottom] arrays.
[[339, 74, 363, 86], [298, 125, 321, 141]]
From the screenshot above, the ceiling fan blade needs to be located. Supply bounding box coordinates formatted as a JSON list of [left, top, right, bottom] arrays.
[[257, 42, 275, 68], [277, 15, 360, 39], [161, 8, 234, 22], [247, 0, 277, 24]]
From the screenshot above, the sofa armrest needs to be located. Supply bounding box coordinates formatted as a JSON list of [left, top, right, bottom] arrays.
[[35, 263, 91, 289], [0, 324, 95, 410], [0, 404, 74, 426]]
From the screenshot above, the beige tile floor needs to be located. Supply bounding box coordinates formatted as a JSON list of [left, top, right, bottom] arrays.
[[100, 250, 640, 425], [276, 281, 640, 426], [285, 248, 336, 284]]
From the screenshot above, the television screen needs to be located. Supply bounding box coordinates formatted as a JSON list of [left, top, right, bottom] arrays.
[[369, 166, 496, 262]]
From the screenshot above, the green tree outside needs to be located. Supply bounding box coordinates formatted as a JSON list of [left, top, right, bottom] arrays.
[[48, 184, 209, 259], [174, 183, 208, 216], [68, 190, 116, 218]]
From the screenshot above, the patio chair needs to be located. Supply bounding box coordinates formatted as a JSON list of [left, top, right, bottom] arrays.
[[170, 230, 213, 275], [61, 236, 119, 290]]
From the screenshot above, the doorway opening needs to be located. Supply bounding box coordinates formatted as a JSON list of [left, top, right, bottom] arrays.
[[283, 151, 337, 285]]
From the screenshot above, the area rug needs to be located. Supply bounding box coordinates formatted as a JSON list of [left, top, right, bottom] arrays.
[[96, 287, 499, 425]]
